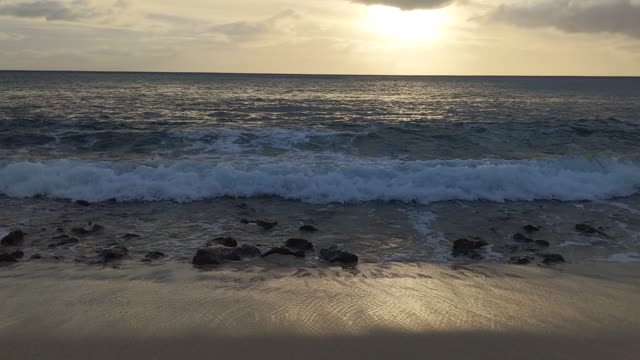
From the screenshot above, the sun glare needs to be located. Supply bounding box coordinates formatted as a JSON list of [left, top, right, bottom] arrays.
[[363, 5, 448, 42]]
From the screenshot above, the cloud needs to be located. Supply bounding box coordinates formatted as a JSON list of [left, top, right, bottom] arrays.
[[485, 0, 640, 39], [0, 0, 127, 21], [351, 0, 455, 10], [209, 9, 300, 43]]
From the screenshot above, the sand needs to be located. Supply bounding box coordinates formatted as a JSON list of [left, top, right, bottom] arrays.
[[0, 261, 639, 359]]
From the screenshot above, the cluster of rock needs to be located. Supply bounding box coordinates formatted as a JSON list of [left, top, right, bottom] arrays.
[[449, 222, 611, 266], [192, 223, 358, 267]]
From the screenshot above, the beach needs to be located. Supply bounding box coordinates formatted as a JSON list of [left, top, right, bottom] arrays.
[[0, 261, 639, 359]]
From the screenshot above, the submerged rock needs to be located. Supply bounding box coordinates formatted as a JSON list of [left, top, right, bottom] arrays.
[[299, 225, 318, 232], [240, 219, 278, 230], [71, 223, 104, 236], [319, 246, 358, 264], [207, 237, 238, 248], [48, 234, 79, 248], [30, 254, 42, 260], [509, 256, 533, 265], [512, 233, 534, 243], [144, 251, 166, 261], [540, 253, 566, 265], [98, 245, 128, 263], [534, 240, 550, 247], [285, 238, 314, 251], [75, 200, 91, 207], [121, 233, 140, 240], [523, 225, 540, 233], [263, 247, 305, 258], [1, 230, 25, 246], [575, 224, 608, 237], [452, 237, 488, 257]]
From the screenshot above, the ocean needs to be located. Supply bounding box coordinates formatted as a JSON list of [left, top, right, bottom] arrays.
[[1, 71, 640, 264]]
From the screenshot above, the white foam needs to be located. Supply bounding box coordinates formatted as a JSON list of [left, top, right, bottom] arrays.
[[0, 157, 639, 204]]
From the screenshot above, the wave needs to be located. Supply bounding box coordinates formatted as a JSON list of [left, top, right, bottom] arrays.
[[1, 157, 639, 204]]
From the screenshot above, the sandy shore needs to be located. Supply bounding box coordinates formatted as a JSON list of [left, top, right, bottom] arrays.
[[0, 261, 639, 359]]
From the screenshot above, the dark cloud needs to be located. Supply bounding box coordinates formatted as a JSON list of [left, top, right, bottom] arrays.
[[351, 0, 455, 10], [0, 0, 126, 21], [209, 10, 299, 42], [486, 0, 640, 39]]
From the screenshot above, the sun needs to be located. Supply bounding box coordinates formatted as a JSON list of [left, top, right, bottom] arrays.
[[363, 5, 449, 42]]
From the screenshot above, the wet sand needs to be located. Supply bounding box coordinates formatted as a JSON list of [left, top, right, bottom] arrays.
[[0, 261, 639, 359]]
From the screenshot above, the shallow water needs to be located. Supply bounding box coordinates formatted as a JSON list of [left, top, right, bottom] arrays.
[[1, 72, 640, 264]]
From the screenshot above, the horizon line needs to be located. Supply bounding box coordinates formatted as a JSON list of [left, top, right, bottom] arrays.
[[1, 69, 639, 78]]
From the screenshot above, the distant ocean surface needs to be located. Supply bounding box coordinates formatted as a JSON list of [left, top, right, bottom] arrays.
[[1, 71, 639, 264]]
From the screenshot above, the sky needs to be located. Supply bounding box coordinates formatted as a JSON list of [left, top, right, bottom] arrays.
[[0, 0, 639, 75]]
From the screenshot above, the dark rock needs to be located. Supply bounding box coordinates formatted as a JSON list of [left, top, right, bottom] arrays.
[[575, 224, 608, 237], [30, 254, 42, 260], [12, 250, 24, 259], [240, 219, 250, 224], [523, 225, 540, 233], [0, 252, 19, 263], [512, 233, 534, 243], [319, 246, 359, 263], [509, 256, 533, 265], [192, 248, 221, 266], [534, 240, 550, 247], [299, 225, 318, 232], [71, 223, 104, 236], [540, 254, 566, 265], [48, 234, 79, 248], [1, 230, 25, 246], [452, 237, 488, 257], [235, 244, 262, 258], [144, 251, 166, 260], [55, 227, 64, 233], [263, 247, 305, 258], [121, 233, 140, 240], [207, 237, 238, 248], [255, 220, 277, 230], [75, 200, 91, 207], [285, 238, 314, 251], [98, 245, 128, 263]]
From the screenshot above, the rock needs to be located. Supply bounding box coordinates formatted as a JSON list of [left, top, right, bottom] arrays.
[[299, 225, 318, 232], [512, 233, 534, 243], [75, 200, 91, 207], [540, 254, 566, 265], [319, 246, 359, 263], [12, 250, 24, 259], [48, 234, 80, 248], [192, 248, 222, 266], [144, 251, 165, 260], [509, 256, 533, 265], [452, 237, 488, 257], [98, 245, 128, 263], [71, 223, 104, 236], [30, 254, 42, 260], [255, 220, 277, 230], [534, 240, 550, 247], [235, 244, 262, 258], [575, 224, 608, 237], [263, 247, 305, 258], [1, 230, 25, 246], [285, 238, 314, 251], [121, 233, 140, 240], [207, 237, 238, 248], [0, 252, 19, 263], [240, 219, 278, 230], [523, 225, 540, 233], [55, 227, 64, 233]]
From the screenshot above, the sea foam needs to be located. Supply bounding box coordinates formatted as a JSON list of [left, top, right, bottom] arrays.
[[1, 157, 639, 204]]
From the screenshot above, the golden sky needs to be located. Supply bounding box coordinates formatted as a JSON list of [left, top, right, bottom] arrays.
[[0, 0, 639, 75]]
